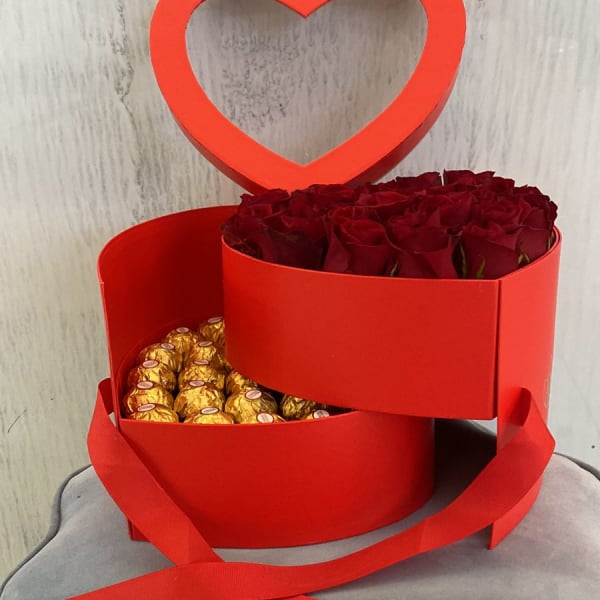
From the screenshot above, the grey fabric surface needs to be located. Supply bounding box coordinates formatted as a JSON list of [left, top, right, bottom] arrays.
[[2, 422, 599, 600]]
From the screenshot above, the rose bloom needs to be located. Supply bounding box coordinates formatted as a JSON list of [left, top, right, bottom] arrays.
[[222, 171, 557, 279]]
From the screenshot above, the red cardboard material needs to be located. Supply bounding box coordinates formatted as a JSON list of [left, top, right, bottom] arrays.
[[223, 229, 561, 547], [223, 233, 561, 422], [149, 0, 466, 192], [98, 206, 435, 547]]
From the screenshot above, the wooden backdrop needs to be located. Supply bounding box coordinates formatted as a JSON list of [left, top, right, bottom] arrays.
[[1, 0, 599, 578]]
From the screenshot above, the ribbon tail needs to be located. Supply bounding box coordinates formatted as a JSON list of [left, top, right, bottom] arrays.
[[71, 387, 552, 600]]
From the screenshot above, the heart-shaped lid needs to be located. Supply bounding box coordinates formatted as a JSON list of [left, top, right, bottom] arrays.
[[150, 0, 466, 192]]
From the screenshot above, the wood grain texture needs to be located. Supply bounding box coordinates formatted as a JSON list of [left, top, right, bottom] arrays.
[[1, 0, 599, 581]]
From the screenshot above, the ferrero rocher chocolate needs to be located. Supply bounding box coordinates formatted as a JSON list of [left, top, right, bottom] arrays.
[[128, 403, 179, 423], [127, 359, 177, 392], [225, 369, 260, 396], [198, 316, 225, 346], [218, 350, 233, 373], [251, 412, 286, 424], [280, 395, 325, 420], [186, 340, 223, 369], [164, 327, 201, 360], [184, 406, 235, 425], [178, 360, 225, 390], [304, 409, 331, 420], [122, 381, 174, 415], [225, 389, 279, 424], [138, 342, 183, 373], [174, 380, 225, 419]]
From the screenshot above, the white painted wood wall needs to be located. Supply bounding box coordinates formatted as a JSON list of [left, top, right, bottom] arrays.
[[1, 0, 599, 579]]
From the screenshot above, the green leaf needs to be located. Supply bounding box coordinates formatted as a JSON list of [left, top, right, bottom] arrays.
[[547, 230, 556, 250], [389, 261, 398, 277], [518, 251, 530, 266], [459, 244, 467, 279], [475, 258, 486, 279]]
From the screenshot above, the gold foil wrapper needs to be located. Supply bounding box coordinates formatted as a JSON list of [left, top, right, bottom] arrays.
[[198, 316, 225, 346], [164, 327, 201, 360], [138, 342, 183, 373], [225, 389, 279, 424], [122, 381, 174, 415], [225, 369, 260, 396], [178, 360, 225, 391], [186, 340, 223, 369], [128, 403, 179, 423], [127, 360, 177, 392], [219, 353, 233, 373], [280, 395, 325, 420], [184, 406, 235, 425], [304, 409, 331, 420], [174, 380, 225, 419]]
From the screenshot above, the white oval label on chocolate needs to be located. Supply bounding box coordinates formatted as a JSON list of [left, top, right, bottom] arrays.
[[137, 403, 156, 412], [176, 327, 190, 333], [313, 410, 330, 419], [245, 389, 262, 400], [160, 343, 175, 350], [142, 360, 159, 368], [136, 381, 154, 390], [189, 380, 206, 388], [257, 413, 274, 423], [200, 406, 219, 415], [207, 316, 223, 324], [198, 341, 213, 347], [193, 360, 210, 366]]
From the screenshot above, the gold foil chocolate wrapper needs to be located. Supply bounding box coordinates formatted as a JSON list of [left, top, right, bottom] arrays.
[[304, 409, 331, 420], [174, 380, 226, 419], [122, 381, 174, 415], [128, 403, 179, 423], [186, 340, 223, 369], [225, 389, 279, 424], [138, 342, 183, 373], [184, 406, 235, 425], [219, 353, 233, 373], [198, 316, 225, 346], [225, 369, 260, 396], [127, 360, 177, 392], [178, 360, 225, 390], [164, 327, 201, 360], [280, 395, 325, 420]]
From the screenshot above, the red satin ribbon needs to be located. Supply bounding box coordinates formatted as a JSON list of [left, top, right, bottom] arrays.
[[74, 379, 554, 600]]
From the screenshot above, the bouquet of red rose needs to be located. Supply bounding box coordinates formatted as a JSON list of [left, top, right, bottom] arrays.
[[222, 170, 557, 279]]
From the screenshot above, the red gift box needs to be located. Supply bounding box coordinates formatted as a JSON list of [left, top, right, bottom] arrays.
[[80, 0, 562, 597], [97, 205, 435, 547]]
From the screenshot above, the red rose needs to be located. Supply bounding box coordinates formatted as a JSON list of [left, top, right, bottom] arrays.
[[444, 170, 495, 186], [223, 171, 557, 279], [304, 183, 357, 210], [418, 191, 473, 230], [355, 191, 411, 220], [239, 189, 289, 215], [461, 222, 521, 279], [221, 214, 281, 263], [323, 218, 393, 276], [387, 211, 458, 278], [443, 171, 516, 194], [512, 187, 558, 262], [328, 205, 373, 224]]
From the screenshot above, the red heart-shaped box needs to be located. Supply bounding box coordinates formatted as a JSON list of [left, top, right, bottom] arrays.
[[150, 0, 466, 191]]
